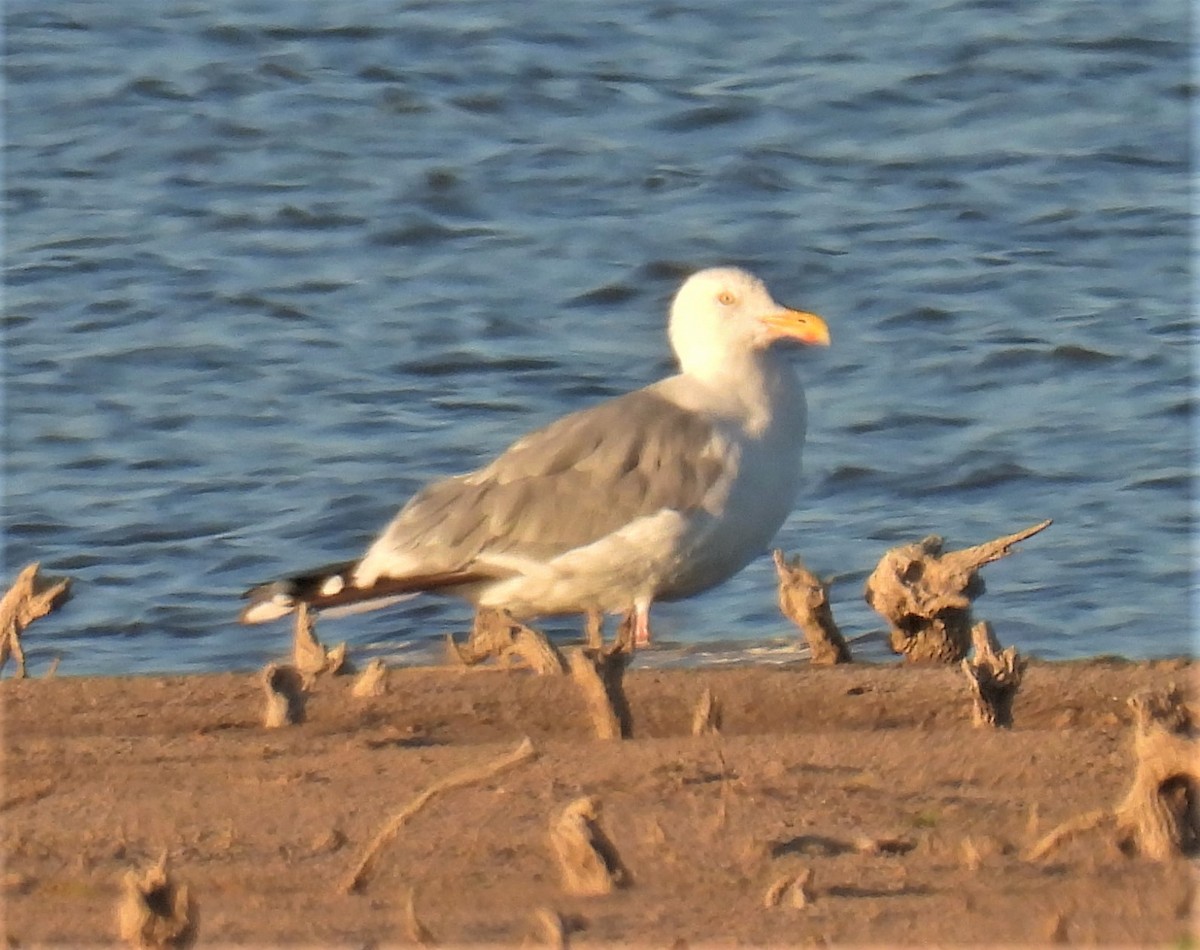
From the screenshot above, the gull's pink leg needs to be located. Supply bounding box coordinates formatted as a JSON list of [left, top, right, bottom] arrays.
[[633, 597, 652, 647]]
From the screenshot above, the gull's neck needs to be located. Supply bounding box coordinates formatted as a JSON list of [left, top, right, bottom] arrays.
[[675, 348, 802, 436]]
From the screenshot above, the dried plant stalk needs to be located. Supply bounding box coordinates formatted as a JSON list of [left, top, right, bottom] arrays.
[[351, 658, 388, 698], [583, 609, 604, 650], [549, 797, 626, 896], [531, 907, 568, 949], [262, 663, 307, 728], [691, 687, 723, 736], [447, 608, 566, 674], [961, 621, 1027, 727], [863, 520, 1051, 663], [292, 603, 349, 686], [0, 562, 72, 678], [773, 551, 851, 665], [567, 648, 632, 740], [762, 867, 813, 909], [1115, 685, 1198, 859], [116, 852, 197, 948], [1027, 685, 1197, 862]]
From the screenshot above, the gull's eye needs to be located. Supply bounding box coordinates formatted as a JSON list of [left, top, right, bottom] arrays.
[[717, 291, 736, 305]]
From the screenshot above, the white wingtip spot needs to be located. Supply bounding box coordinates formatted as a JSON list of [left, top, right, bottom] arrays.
[[320, 575, 345, 597], [241, 599, 294, 624]]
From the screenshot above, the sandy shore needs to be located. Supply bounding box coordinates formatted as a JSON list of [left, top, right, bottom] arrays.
[[2, 658, 1194, 945]]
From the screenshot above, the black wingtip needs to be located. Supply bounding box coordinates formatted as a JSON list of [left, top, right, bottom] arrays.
[[238, 559, 360, 624]]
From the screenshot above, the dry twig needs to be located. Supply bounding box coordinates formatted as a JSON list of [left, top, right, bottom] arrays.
[[341, 736, 538, 893], [1025, 809, 1112, 862], [403, 884, 436, 945]]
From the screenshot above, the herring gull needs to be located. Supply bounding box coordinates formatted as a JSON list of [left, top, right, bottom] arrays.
[[240, 266, 830, 644]]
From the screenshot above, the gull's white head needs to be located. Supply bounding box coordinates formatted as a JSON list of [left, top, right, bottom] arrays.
[[668, 267, 830, 379]]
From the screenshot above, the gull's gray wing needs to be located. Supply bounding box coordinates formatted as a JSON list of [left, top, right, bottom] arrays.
[[359, 388, 730, 578]]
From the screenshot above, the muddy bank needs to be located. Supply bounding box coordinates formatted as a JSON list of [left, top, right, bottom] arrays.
[[2, 658, 1194, 944]]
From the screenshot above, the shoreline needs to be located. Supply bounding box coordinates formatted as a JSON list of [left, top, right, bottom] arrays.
[[3, 658, 1195, 944], [10, 635, 1194, 682]]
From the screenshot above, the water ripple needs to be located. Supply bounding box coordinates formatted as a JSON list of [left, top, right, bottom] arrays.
[[4, 0, 1190, 675]]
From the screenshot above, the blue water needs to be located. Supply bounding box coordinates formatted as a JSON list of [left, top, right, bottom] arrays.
[[5, 0, 1193, 675]]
